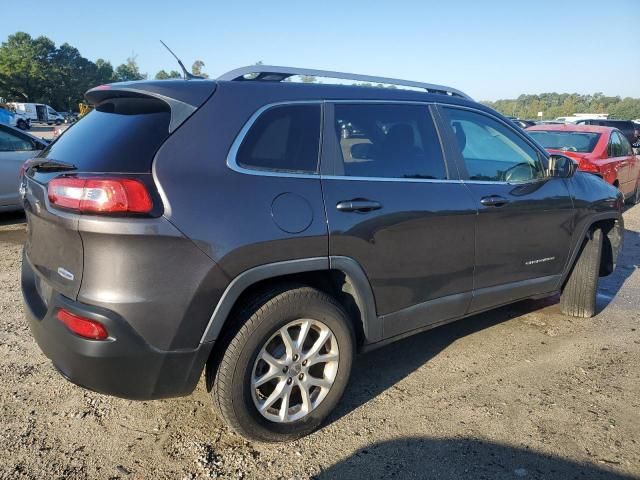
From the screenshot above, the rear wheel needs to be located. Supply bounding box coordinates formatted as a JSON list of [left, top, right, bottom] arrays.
[[17, 119, 27, 130], [209, 285, 355, 442], [560, 228, 603, 318]]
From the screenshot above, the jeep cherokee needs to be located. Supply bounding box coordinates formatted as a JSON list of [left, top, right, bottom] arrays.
[[21, 66, 624, 442]]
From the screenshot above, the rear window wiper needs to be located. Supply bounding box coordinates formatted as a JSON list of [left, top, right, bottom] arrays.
[[29, 159, 77, 172]]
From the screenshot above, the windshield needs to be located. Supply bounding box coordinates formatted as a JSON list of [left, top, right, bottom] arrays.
[[528, 131, 600, 153]]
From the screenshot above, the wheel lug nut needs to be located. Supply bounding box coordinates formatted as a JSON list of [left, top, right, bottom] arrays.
[[293, 354, 299, 361], [282, 366, 288, 373], [287, 377, 292, 384], [298, 373, 304, 380], [302, 360, 307, 366]]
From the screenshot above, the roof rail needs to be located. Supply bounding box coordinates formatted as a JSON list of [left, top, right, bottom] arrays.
[[218, 65, 473, 100]]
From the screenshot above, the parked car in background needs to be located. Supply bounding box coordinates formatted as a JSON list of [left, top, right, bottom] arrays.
[[527, 124, 639, 203], [8, 102, 65, 126], [0, 123, 47, 211], [573, 118, 639, 146], [508, 118, 536, 129], [21, 66, 624, 442], [0, 107, 31, 130]]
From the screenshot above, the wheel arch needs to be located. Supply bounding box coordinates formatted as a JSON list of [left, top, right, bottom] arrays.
[[558, 212, 624, 290], [199, 256, 381, 347]]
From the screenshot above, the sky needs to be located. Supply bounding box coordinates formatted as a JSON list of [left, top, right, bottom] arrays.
[[1, 0, 637, 101]]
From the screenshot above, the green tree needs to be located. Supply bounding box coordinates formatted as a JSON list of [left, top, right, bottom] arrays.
[[114, 55, 146, 82], [94, 58, 115, 84], [155, 69, 182, 80], [0, 32, 56, 102], [191, 60, 208, 78]]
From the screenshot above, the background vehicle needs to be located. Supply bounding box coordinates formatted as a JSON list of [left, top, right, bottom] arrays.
[[22, 66, 624, 443], [573, 118, 639, 145], [0, 105, 30, 130], [527, 124, 639, 202], [8, 102, 64, 125], [0, 123, 46, 211], [507, 118, 536, 129]]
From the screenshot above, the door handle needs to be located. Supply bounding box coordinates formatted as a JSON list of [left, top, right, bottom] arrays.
[[480, 195, 510, 207], [336, 199, 382, 212]]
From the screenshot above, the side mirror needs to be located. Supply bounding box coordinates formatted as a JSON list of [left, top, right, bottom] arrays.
[[548, 154, 578, 178]]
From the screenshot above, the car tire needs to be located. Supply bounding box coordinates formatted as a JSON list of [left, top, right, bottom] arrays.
[[560, 228, 603, 318], [17, 120, 28, 130], [55, 119, 62, 125], [208, 284, 355, 442]]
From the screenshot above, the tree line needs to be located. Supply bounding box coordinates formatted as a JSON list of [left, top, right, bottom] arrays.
[[482, 92, 640, 121], [0, 32, 208, 112]]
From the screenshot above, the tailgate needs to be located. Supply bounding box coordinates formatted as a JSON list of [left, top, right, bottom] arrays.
[[23, 176, 83, 300]]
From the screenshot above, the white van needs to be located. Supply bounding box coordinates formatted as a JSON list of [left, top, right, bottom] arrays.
[[8, 102, 65, 125]]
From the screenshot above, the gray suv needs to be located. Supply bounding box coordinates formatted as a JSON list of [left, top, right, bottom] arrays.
[[21, 66, 625, 442]]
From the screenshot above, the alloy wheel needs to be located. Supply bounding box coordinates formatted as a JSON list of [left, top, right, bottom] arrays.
[[251, 319, 340, 423]]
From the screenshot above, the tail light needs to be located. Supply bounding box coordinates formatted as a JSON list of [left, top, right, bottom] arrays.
[[578, 161, 600, 174], [57, 309, 108, 340], [48, 177, 152, 214]]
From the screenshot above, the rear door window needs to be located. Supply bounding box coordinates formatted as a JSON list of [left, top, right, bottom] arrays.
[[331, 103, 447, 179], [0, 126, 35, 152], [608, 132, 623, 157], [236, 104, 321, 174]]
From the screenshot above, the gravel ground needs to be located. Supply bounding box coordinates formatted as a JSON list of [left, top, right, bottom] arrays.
[[0, 207, 639, 480]]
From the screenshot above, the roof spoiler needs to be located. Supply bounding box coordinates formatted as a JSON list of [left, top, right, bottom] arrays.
[[85, 80, 216, 133]]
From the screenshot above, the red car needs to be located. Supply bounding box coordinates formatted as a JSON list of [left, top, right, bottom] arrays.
[[526, 124, 639, 203]]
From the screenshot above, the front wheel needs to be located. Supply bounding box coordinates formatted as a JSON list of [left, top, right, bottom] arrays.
[[560, 228, 603, 318], [17, 119, 28, 130], [208, 285, 355, 442]]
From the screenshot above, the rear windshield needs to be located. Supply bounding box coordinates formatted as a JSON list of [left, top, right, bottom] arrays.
[[38, 97, 170, 172], [528, 130, 601, 153]]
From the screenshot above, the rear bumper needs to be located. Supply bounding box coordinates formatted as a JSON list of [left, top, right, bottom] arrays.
[[22, 254, 213, 400]]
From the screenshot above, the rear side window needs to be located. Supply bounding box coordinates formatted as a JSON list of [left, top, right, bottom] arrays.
[[236, 104, 321, 174], [38, 97, 170, 172], [0, 126, 35, 152]]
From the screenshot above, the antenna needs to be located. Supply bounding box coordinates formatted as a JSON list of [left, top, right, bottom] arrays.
[[159, 40, 203, 80]]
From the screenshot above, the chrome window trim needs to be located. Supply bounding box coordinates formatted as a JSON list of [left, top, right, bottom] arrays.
[[228, 99, 459, 183], [226, 100, 324, 179], [321, 175, 462, 184]]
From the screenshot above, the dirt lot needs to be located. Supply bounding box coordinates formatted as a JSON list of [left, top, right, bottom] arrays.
[[0, 207, 639, 480]]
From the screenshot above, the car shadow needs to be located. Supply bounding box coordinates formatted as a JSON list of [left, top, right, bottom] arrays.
[[328, 224, 639, 427], [316, 437, 635, 479], [329, 296, 554, 427], [0, 210, 26, 227], [597, 226, 639, 312]]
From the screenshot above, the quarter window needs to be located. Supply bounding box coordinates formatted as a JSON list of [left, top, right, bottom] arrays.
[[236, 104, 321, 173], [332, 103, 446, 179], [443, 107, 544, 183]]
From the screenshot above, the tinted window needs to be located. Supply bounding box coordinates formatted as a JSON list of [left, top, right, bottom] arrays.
[[528, 130, 600, 153], [444, 107, 544, 183], [0, 127, 34, 152], [237, 104, 321, 173], [39, 97, 170, 172], [608, 132, 623, 157], [332, 103, 446, 179], [619, 133, 633, 155]]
